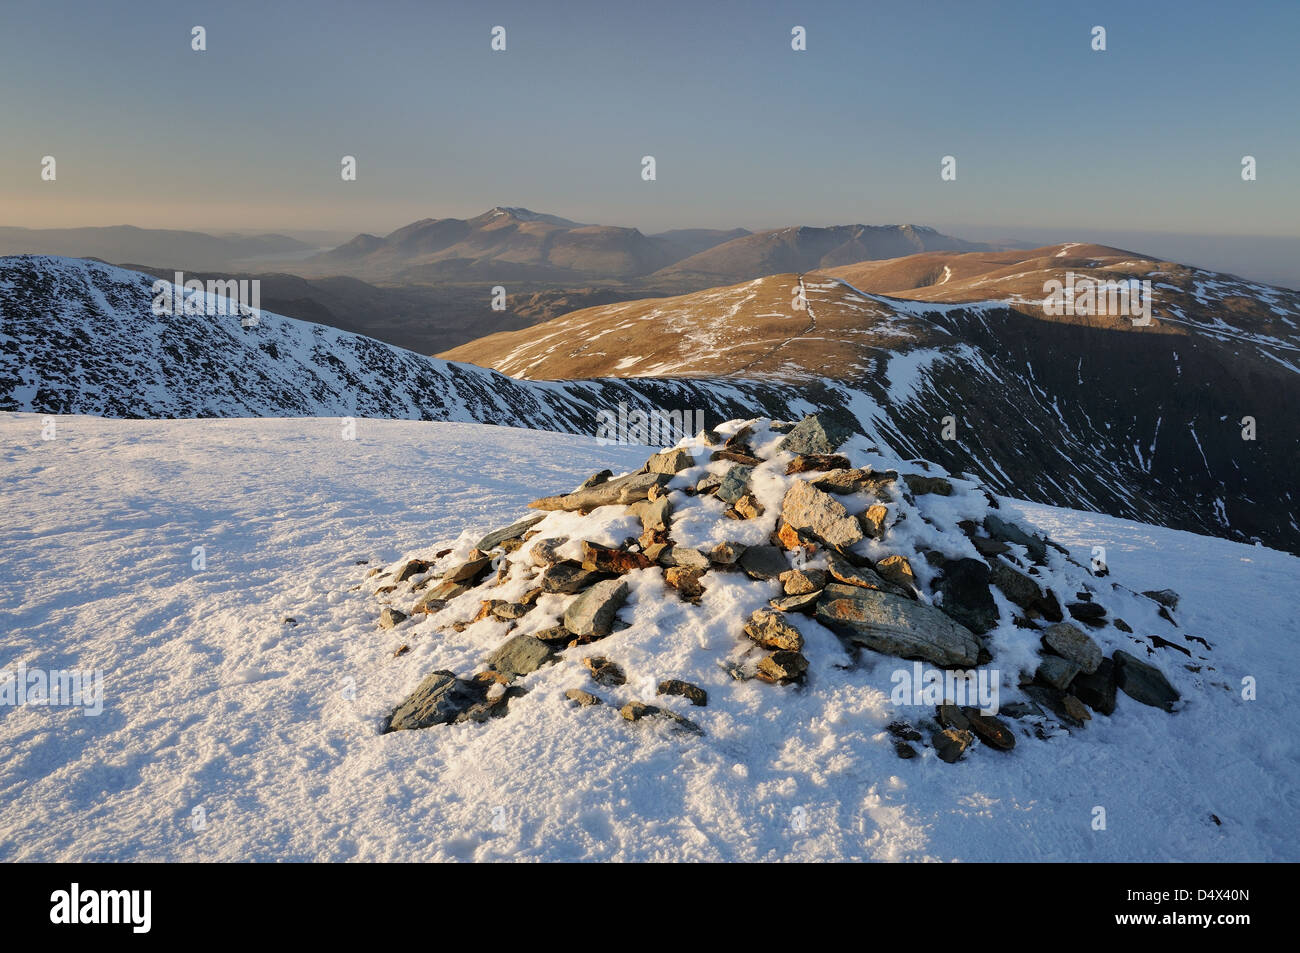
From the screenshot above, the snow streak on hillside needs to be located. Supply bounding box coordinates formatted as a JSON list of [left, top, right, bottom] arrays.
[[1, 414, 1295, 862]]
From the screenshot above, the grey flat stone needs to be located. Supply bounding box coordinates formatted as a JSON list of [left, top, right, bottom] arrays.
[[815, 583, 980, 666], [564, 578, 630, 638]]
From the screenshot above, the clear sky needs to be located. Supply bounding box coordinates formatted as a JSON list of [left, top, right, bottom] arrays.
[[2, 0, 1297, 237]]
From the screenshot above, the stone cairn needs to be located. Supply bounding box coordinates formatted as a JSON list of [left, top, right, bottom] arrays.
[[367, 415, 1199, 762]]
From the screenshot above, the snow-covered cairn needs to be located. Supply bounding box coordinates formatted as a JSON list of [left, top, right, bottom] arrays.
[[370, 415, 1191, 762]]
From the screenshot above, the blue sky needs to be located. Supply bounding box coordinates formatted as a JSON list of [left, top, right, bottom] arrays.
[[2, 0, 1296, 237]]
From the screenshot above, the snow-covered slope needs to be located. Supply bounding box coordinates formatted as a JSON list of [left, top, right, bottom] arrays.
[[2, 413, 1295, 862], [0, 255, 808, 427]]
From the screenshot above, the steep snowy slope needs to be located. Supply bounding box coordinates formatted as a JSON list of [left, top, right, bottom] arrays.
[[0, 255, 810, 427], [1, 414, 1295, 862]]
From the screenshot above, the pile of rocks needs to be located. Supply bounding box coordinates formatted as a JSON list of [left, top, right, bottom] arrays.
[[369, 415, 1201, 762]]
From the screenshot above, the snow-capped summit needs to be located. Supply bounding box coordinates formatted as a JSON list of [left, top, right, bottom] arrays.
[[2, 411, 1294, 862]]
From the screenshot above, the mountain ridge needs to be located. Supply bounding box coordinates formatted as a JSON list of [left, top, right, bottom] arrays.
[[295, 208, 987, 285], [4, 253, 1296, 555], [439, 244, 1300, 555]]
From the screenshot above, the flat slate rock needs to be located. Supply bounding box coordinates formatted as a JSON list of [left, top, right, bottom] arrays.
[[1036, 655, 1082, 690], [738, 545, 790, 580], [1072, 657, 1118, 715], [660, 546, 712, 572], [583, 655, 627, 687], [620, 700, 658, 721], [628, 495, 671, 534], [755, 650, 809, 684], [620, 700, 704, 734], [542, 560, 605, 594], [379, 607, 407, 629], [785, 453, 850, 474], [709, 541, 746, 565], [445, 556, 492, 584], [1142, 588, 1181, 610], [859, 504, 891, 539], [1043, 622, 1102, 674], [777, 413, 857, 456], [814, 583, 980, 667], [972, 536, 1011, 557], [937, 558, 999, 635], [530, 536, 569, 567], [419, 580, 469, 603], [385, 671, 480, 732], [395, 558, 431, 582], [902, 474, 953, 496], [989, 561, 1043, 609], [827, 551, 908, 595], [487, 634, 554, 677], [575, 470, 612, 491], [1066, 601, 1108, 627], [1023, 683, 1087, 729], [711, 448, 762, 466], [813, 467, 898, 499], [1114, 650, 1180, 711], [565, 688, 602, 707], [530, 472, 671, 511], [984, 514, 1048, 563], [716, 464, 754, 505], [770, 591, 820, 613], [475, 514, 546, 552], [780, 568, 828, 595], [875, 554, 917, 591], [581, 540, 655, 574], [564, 579, 630, 638], [532, 624, 575, 646], [937, 703, 970, 730]]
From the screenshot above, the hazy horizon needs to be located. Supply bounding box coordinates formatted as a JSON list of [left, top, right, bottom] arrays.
[[6, 214, 1300, 290], [5, 213, 1300, 245]]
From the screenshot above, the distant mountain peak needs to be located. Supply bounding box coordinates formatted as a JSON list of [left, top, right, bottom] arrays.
[[481, 207, 584, 227], [654, 222, 988, 281]]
